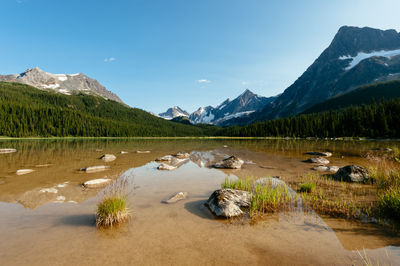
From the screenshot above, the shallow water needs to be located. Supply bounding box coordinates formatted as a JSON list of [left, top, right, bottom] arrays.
[[0, 139, 399, 265]]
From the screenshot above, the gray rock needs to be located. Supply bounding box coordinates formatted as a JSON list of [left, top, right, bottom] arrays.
[[0, 148, 17, 154], [99, 154, 116, 162], [206, 188, 252, 218], [16, 169, 35, 175], [136, 150, 151, 154], [83, 178, 112, 188], [162, 192, 188, 204], [305, 157, 330, 164], [81, 165, 110, 173], [334, 165, 370, 183], [212, 156, 244, 169], [155, 155, 174, 162], [312, 165, 339, 173], [306, 151, 332, 157], [157, 163, 177, 171], [173, 152, 190, 159]]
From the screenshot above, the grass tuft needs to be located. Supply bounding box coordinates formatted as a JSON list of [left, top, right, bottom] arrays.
[[96, 177, 132, 228], [377, 187, 400, 220], [299, 182, 316, 193]]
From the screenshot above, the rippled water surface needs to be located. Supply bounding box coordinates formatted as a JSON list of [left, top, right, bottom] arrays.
[[0, 139, 399, 265]]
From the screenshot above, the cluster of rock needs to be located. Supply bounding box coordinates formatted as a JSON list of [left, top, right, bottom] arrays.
[[155, 152, 190, 171], [305, 151, 339, 173]]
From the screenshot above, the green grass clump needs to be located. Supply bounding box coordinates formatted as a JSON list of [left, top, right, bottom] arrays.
[[299, 182, 316, 193], [96, 196, 129, 227], [222, 177, 295, 217], [377, 187, 400, 220], [96, 178, 132, 228]]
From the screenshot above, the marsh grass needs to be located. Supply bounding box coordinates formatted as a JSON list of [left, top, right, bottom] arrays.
[[222, 177, 295, 217], [299, 182, 316, 193], [96, 177, 133, 228]]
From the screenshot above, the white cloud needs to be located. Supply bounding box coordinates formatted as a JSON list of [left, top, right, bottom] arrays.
[[104, 57, 116, 62], [196, 79, 211, 84]]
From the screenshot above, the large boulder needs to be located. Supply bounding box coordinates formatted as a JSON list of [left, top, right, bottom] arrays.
[[205, 188, 251, 218], [306, 152, 332, 157], [305, 157, 330, 165], [334, 165, 370, 183], [99, 154, 116, 162], [212, 156, 244, 169]]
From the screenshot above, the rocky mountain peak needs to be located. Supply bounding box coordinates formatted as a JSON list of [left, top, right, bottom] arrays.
[[0, 68, 123, 103]]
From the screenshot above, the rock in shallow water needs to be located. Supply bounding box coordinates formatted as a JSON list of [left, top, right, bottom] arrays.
[[306, 151, 332, 157], [157, 163, 177, 171], [206, 188, 251, 218], [212, 156, 244, 169], [16, 169, 35, 175], [99, 154, 116, 162], [162, 192, 188, 204], [334, 165, 370, 183], [312, 165, 339, 173], [81, 165, 110, 173], [0, 148, 17, 154], [83, 178, 112, 188], [172, 152, 190, 159], [305, 157, 330, 165]]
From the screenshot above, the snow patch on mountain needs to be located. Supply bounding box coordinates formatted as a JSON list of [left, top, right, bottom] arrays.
[[340, 48, 400, 70]]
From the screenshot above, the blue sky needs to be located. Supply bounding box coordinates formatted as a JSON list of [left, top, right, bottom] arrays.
[[1, 0, 399, 114]]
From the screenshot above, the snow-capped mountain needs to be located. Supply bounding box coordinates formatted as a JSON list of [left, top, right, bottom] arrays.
[[0, 67, 123, 103], [158, 106, 190, 120], [188, 89, 276, 126], [248, 26, 400, 122]]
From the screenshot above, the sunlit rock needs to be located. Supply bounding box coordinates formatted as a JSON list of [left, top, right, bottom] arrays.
[[81, 165, 110, 173], [83, 178, 112, 188], [305, 157, 330, 165], [157, 163, 177, 171], [0, 148, 17, 154], [16, 169, 35, 175], [206, 188, 251, 218], [306, 152, 332, 157], [334, 165, 370, 183], [99, 154, 116, 162], [212, 156, 244, 169]]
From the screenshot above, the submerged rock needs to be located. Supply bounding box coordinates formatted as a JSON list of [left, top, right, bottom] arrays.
[[81, 165, 110, 173], [306, 152, 332, 157], [205, 188, 251, 218], [83, 178, 112, 188], [305, 157, 330, 165], [0, 148, 17, 154], [16, 169, 35, 175], [334, 165, 370, 183], [40, 187, 58, 193], [157, 163, 177, 171], [99, 154, 116, 162], [162, 192, 188, 204], [212, 156, 244, 169]]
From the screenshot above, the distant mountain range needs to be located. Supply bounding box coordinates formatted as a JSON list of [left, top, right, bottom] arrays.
[[0, 67, 123, 103], [161, 26, 400, 126], [159, 89, 276, 126]]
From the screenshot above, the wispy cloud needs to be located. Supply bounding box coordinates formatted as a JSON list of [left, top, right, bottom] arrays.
[[104, 57, 116, 62], [196, 79, 211, 84]]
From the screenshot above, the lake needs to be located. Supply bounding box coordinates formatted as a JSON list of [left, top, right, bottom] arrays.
[[0, 139, 399, 265]]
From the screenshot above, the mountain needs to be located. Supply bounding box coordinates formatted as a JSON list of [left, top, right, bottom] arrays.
[[249, 26, 400, 122], [158, 106, 189, 119], [0, 82, 212, 137], [188, 89, 276, 126], [303, 80, 400, 114], [0, 67, 123, 103]]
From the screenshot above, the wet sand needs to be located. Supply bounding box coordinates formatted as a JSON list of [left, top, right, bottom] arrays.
[[0, 139, 399, 265]]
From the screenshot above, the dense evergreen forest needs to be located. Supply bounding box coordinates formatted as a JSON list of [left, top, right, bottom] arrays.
[[218, 99, 400, 138], [0, 82, 209, 137], [1, 81, 400, 138]]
